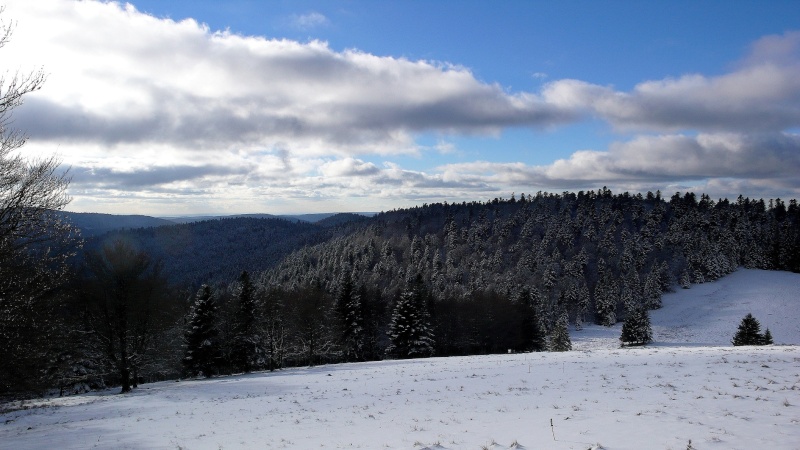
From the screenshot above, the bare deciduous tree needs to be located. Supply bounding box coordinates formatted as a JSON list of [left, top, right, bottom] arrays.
[[0, 8, 78, 397]]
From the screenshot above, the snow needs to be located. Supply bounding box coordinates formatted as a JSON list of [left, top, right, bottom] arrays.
[[2, 269, 799, 449], [574, 268, 800, 351]]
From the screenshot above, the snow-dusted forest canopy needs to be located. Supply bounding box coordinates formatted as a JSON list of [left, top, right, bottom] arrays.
[[2, 187, 799, 398]]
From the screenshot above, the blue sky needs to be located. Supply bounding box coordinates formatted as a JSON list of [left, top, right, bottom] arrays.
[[4, 0, 800, 215]]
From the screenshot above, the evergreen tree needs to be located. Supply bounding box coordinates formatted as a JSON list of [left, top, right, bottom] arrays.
[[575, 280, 590, 330], [620, 302, 653, 346], [229, 271, 262, 373], [183, 285, 222, 377], [731, 313, 763, 346], [548, 311, 572, 352], [594, 261, 618, 326], [762, 328, 774, 345], [679, 269, 691, 289], [336, 272, 365, 362], [518, 288, 547, 352], [386, 275, 435, 359], [643, 265, 662, 309]]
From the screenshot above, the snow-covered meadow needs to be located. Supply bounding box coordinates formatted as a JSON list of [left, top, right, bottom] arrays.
[[2, 269, 799, 449]]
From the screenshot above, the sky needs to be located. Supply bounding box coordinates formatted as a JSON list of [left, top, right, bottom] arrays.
[[3, 0, 800, 215]]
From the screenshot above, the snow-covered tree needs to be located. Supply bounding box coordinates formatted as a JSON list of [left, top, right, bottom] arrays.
[[183, 285, 222, 377], [386, 275, 435, 359], [229, 271, 263, 373], [620, 302, 652, 346], [0, 8, 77, 396], [548, 311, 571, 352], [518, 288, 547, 352], [336, 272, 365, 362], [594, 261, 618, 326]]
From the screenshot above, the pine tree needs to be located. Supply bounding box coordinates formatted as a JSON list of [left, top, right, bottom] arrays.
[[643, 266, 662, 309], [386, 275, 435, 359], [680, 269, 691, 289], [518, 288, 546, 352], [762, 328, 774, 345], [183, 285, 222, 377], [620, 302, 653, 346], [594, 262, 618, 326], [548, 311, 572, 352], [336, 272, 365, 362], [731, 313, 763, 346], [229, 271, 262, 373]]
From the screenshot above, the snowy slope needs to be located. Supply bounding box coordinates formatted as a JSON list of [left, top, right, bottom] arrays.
[[1, 269, 799, 449], [572, 268, 800, 350]]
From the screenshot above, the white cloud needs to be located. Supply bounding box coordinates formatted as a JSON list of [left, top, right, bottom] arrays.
[[5, 0, 573, 158], [436, 132, 800, 196], [288, 12, 329, 30], [543, 32, 800, 133], [2, 0, 798, 213]]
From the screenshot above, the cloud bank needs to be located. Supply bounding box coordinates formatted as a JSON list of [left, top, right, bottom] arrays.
[[3, 0, 799, 213]]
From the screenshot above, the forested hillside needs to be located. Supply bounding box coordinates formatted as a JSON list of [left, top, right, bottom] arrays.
[[4, 190, 799, 398], [257, 190, 799, 358], [79, 214, 366, 286], [59, 212, 175, 237]]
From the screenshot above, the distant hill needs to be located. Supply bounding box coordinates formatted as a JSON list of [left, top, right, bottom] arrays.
[[60, 212, 175, 237], [315, 212, 372, 228], [80, 216, 363, 287]]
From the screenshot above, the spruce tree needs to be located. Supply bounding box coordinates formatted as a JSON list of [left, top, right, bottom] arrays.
[[594, 262, 618, 326], [386, 275, 435, 359], [229, 271, 262, 373], [620, 302, 653, 346], [731, 313, 763, 346], [336, 272, 365, 362], [183, 285, 222, 377], [548, 312, 572, 352], [518, 288, 546, 352], [762, 328, 774, 345]]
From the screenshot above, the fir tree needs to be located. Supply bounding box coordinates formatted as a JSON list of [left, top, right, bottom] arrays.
[[386, 275, 435, 359], [731, 313, 763, 346], [229, 271, 262, 373], [762, 328, 774, 345], [183, 285, 222, 377], [620, 302, 653, 346], [518, 288, 547, 352], [336, 272, 365, 362], [594, 261, 618, 326], [548, 311, 572, 352]]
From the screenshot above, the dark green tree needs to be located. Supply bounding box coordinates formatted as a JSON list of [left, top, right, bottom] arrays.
[[732, 313, 763, 346], [762, 328, 774, 345], [620, 302, 653, 346], [183, 285, 222, 377], [228, 271, 262, 373], [518, 288, 546, 352], [336, 272, 365, 362]]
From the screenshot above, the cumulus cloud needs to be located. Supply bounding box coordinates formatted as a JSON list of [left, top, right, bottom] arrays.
[[437, 132, 800, 194], [543, 31, 800, 133], [3, 0, 798, 213], [5, 0, 574, 157]]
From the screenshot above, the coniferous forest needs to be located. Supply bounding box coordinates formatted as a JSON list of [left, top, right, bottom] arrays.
[[2, 188, 799, 398]]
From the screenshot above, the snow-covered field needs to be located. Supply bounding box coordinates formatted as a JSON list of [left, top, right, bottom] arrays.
[[2, 269, 799, 449]]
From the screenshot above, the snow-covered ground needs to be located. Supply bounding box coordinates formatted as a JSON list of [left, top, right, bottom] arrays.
[[574, 268, 800, 351], [2, 269, 799, 449]]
